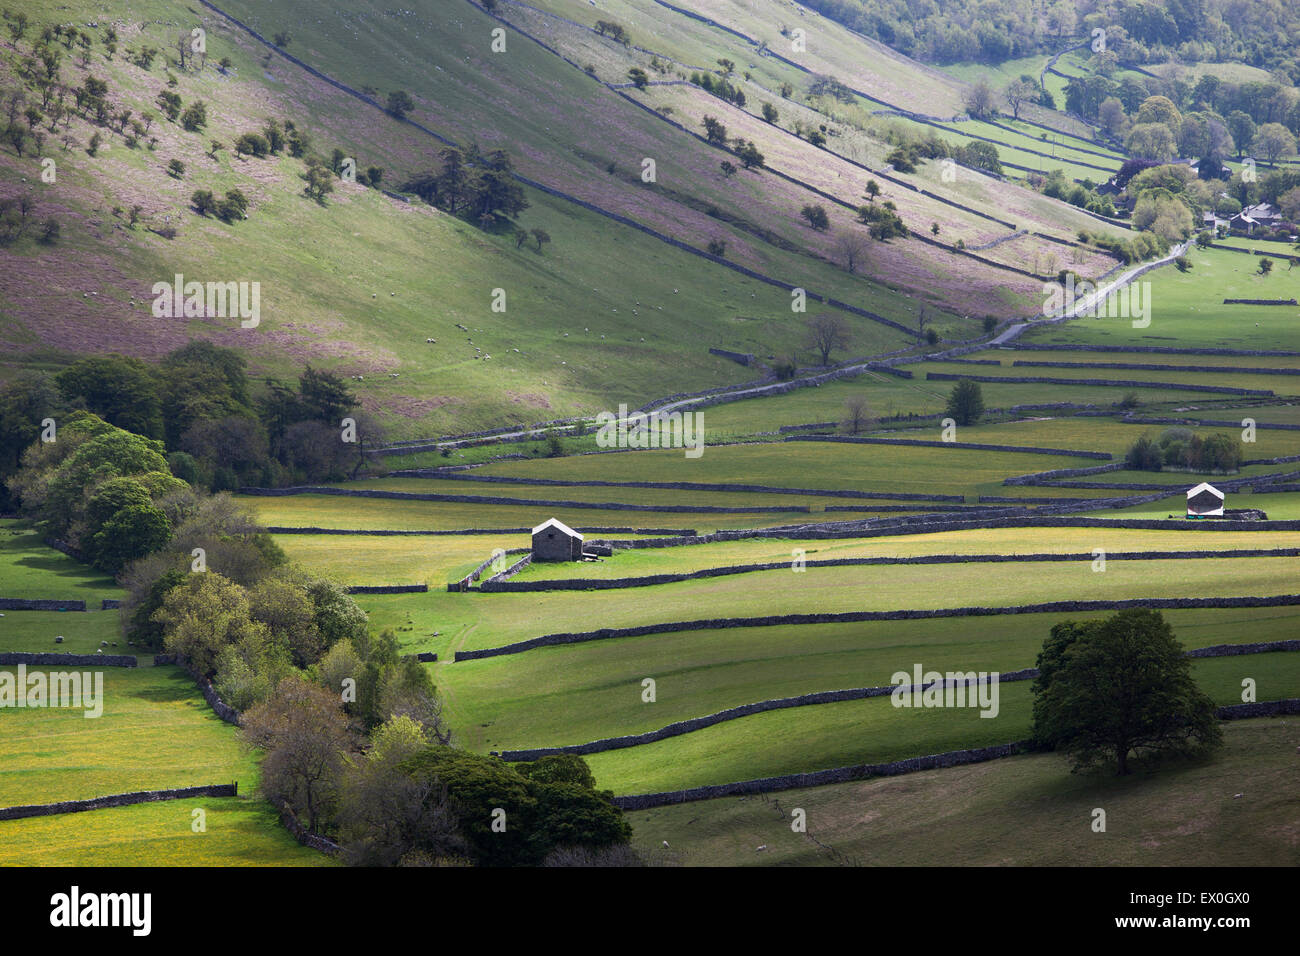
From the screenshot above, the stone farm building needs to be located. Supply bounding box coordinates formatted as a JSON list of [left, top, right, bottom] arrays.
[[1186, 482, 1225, 518], [532, 517, 584, 561]]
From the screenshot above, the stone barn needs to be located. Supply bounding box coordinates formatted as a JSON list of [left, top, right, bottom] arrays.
[[532, 517, 584, 561], [1186, 482, 1225, 518]]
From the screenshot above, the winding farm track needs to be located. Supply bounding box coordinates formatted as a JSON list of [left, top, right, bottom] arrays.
[[367, 234, 1192, 451]]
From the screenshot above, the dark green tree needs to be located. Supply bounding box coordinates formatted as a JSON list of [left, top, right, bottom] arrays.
[[56, 354, 163, 438], [386, 90, 414, 119], [944, 379, 984, 426], [1032, 610, 1223, 775]]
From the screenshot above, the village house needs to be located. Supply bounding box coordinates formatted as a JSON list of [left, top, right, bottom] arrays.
[[1230, 202, 1282, 236]]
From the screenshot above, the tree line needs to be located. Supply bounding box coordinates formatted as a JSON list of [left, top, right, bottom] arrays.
[[0, 343, 382, 516], [1125, 427, 1242, 473], [788, 0, 1300, 76]]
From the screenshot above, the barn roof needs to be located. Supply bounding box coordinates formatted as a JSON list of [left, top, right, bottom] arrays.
[[532, 517, 583, 539], [1186, 482, 1224, 499]]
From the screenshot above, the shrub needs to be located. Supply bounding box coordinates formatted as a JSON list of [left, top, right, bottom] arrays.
[[180, 101, 207, 131]]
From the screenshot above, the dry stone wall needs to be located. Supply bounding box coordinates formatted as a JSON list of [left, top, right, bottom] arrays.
[[0, 598, 85, 611], [0, 784, 237, 821], [0, 652, 136, 667]]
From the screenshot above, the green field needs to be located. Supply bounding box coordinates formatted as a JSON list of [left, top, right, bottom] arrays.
[[508, 525, 1300, 581], [371, 553, 1300, 658], [0, 609, 125, 658], [921, 359, 1300, 398], [692, 374, 1265, 440], [0, 666, 260, 806], [470, 441, 1112, 497], [443, 607, 1300, 754], [0, 521, 123, 603], [627, 719, 1300, 866], [578, 654, 1300, 794], [335, 477, 946, 510], [1020, 248, 1300, 352], [245, 494, 872, 540], [0, 798, 330, 866]]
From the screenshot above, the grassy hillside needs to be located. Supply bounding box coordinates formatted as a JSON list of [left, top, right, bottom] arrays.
[[626, 719, 1300, 866], [2, 0, 940, 436]]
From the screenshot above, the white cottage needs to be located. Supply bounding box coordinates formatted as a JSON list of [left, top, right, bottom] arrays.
[[1186, 482, 1225, 518]]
